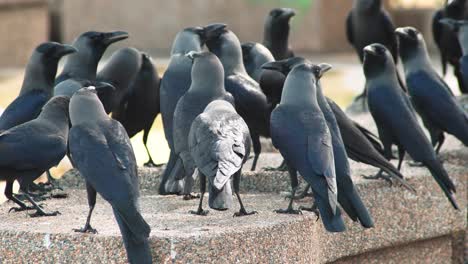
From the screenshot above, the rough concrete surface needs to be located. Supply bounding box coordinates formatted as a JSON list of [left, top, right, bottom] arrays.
[[1, 111, 466, 263], [0, 155, 466, 263]]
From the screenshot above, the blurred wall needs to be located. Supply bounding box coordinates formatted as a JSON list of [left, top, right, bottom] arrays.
[[60, 0, 438, 56], [0, 0, 48, 67]]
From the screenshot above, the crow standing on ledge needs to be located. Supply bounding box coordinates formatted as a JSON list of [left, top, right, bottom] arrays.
[[172, 51, 233, 200], [270, 63, 346, 232], [396, 27, 468, 153], [189, 100, 256, 217], [69, 87, 152, 264], [205, 26, 271, 171], [159, 25, 214, 195], [112, 53, 161, 167], [363, 43, 459, 210], [0, 97, 70, 217]]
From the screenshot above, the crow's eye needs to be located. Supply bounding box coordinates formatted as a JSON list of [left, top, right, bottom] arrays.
[[375, 46, 385, 55]]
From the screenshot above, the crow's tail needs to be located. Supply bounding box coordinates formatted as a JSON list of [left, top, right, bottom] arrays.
[[337, 177, 374, 228], [113, 205, 152, 264], [424, 160, 459, 210]]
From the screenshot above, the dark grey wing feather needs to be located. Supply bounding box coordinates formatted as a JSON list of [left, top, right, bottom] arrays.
[[0, 90, 49, 131], [0, 121, 67, 170]]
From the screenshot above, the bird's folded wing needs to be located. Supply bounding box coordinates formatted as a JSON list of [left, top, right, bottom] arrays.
[[0, 90, 48, 131], [0, 123, 66, 170], [69, 124, 138, 202]]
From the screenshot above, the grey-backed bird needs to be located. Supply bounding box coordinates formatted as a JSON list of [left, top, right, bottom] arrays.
[[172, 51, 233, 200], [189, 100, 255, 217], [159, 24, 225, 195]]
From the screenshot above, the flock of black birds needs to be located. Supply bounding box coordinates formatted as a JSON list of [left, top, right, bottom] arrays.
[[0, 0, 467, 263]]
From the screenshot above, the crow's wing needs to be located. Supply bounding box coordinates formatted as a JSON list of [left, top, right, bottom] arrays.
[[0, 90, 48, 131], [271, 106, 337, 200], [0, 121, 67, 170], [69, 122, 138, 203], [189, 112, 249, 189]]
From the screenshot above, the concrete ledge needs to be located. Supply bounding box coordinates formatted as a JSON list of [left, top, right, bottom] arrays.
[[1, 161, 466, 263]]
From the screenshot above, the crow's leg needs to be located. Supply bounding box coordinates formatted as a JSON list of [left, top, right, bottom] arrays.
[[142, 127, 163, 167], [299, 200, 320, 221], [362, 169, 393, 186], [233, 170, 256, 217], [275, 166, 302, 215], [287, 183, 314, 200], [250, 133, 261, 171], [5, 180, 36, 212], [73, 182, 98, 233], [190, 172, 208, 216]]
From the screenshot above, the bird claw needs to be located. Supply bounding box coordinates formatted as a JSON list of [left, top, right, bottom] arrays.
[[8, 206, 34, 213], [183, 193, 200, 200], [29, 210, 61, 218], [73, 225, 98, 234], [233, 209, 257, 217], [362, 174, 393, 187], [189, 209, 209, 216], [274, 208, 302, 215], [299, 205, 320, 221], [143, 161, 164, 168]]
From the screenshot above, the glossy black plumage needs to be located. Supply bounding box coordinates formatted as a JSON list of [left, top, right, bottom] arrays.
[[432, 0, 468, 93], [112, 53, 161, 166], [263, 8, 296, 60]]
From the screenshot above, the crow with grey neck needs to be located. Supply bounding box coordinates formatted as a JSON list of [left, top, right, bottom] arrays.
[[346, 0, 406, 99], [97, 47, 142, 113], [363, 43, 458, 209], [267, 60, 377, 228], [432, 0, 468, 93], [440, 18, 468, 93], [262, 58, 410, 192], [270, 63, 346, 232], [0, 96, 70, 216], [189, 100, 255, 216], [55, 31, 128, 86], [396, 27, 468, 153], [159, 25, 220, 195], [205, 26, 271, 172], [172, 51, 234, 200], [263, 8, 296, 60], [112, 53, 161, 167], [241, 42, 276, 82], [0, 42, 75, 194], [69, 87, 151, 264], [0, 42, 75, 132]]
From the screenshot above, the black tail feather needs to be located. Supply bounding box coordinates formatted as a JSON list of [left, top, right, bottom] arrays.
[[424, 160, 459, 210]]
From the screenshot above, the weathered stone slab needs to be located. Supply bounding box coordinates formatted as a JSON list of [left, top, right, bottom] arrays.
[[0, 161, 465, 263]]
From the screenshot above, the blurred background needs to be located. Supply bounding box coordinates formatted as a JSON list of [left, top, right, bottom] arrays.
[[0, 0, 458, 198]]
